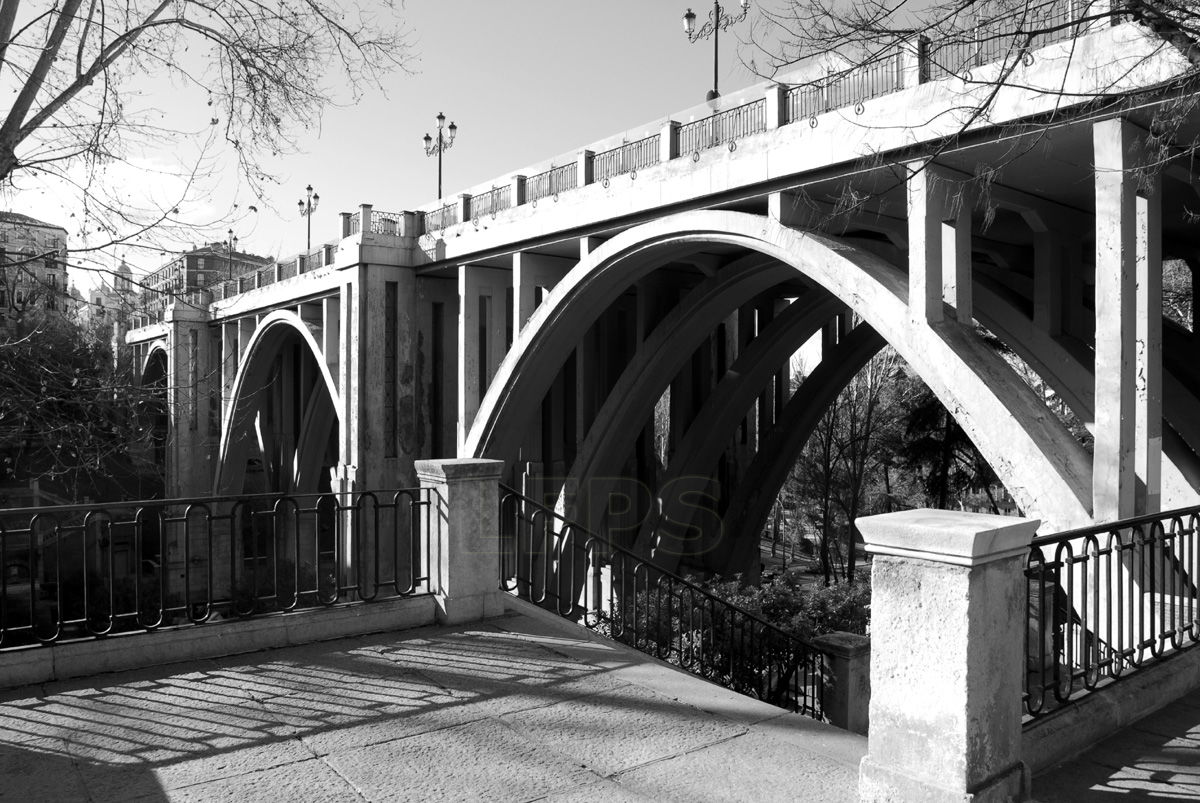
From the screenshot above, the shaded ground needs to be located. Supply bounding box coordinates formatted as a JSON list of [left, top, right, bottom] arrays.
[[0, 607, 865, 802], [1035, 688, 1200, 801]]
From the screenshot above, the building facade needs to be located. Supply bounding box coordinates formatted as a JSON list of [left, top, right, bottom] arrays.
[[0, 211, 70, 326]]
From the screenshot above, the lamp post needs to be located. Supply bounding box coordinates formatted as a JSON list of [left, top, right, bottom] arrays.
[[683, 0, 751, 101], [226, 229, 238, 281], [297, 184, 319, 251], [423, 112, 458, 200]]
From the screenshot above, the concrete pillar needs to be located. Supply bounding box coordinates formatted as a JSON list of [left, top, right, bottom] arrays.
[[510, 175, 527, 207], [415, 458, 506, 624], [340, 212, 352, 238], [164, 303, 217, 498], [322, 296, 340, 388], [661, 120, 681, 161], [857, 510, 1039, 802], [1135, 181, 1162, 515], [1033, 231, 1063, 335], [764, 84, 787, 129], [901, 34, 930, 88], [359, 204, 373, 236], [1093, 118, 1139, 521], [220, 321, 238, 423], [578, 150, 594, 187], [942, 194, 972, 321], [457, 265, 509, 452], [512, 252, 571, 336], [907, 162, 948, 324], [810, 631, 870, 735]]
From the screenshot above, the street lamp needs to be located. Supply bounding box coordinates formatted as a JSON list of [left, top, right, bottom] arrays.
[[226, 229, 238, 281], [423, 112, 458, 200], [683, 0, 751, 101], [297, 184, 319, 251]]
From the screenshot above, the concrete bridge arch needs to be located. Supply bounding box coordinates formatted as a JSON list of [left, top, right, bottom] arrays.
[[215, 310, 342, 496], [467, 209, 1094, 546]]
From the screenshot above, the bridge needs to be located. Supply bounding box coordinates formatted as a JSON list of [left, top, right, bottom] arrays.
[[16, 7, 1200, 800]]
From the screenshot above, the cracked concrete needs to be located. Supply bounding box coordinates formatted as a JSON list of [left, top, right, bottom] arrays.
[[0, 608, 865, 802]]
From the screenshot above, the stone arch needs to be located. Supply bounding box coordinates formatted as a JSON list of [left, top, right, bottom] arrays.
[[215, 310, 341, 495], [468, 209, 1093, 533]]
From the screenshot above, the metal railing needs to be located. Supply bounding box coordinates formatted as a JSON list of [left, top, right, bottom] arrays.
[[371, 211, 403, 235], [787, 53, 905, 123], [498, 485, 825, 718], [679, 99, 767, 155], [927, 0, 1082, 80], [1025, 504, 1200, 719], [593, 135, 661, 183], [526, 163, 578, 204], [422, 202, 460, 234], [0, 488, 435, 650], [471, 186, 512, 219]]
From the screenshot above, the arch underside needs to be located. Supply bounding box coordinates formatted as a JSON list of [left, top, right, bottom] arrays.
[[216, 313, 341, 496], [468, 210, 1199, 574]]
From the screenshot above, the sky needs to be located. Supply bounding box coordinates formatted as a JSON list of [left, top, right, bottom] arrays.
[[16, 0, 782, 287]]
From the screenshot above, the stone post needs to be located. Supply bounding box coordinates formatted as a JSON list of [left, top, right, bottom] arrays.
[[764, 84, 787, 129], [457, 194, 471, 225], [810, 631, 870, 735], [340, 212, 352, 238], [661, 120, 681, 162], [415, 458, 506, 625], [359, 204, 373, 237], [857, 509, 1039, 802], [511, 175, 527, 207], [901, 34, 930, 88], [578, 150, 594, 186]]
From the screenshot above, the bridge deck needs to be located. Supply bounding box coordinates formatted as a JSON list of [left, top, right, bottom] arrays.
[[0, 606, 865, 802]]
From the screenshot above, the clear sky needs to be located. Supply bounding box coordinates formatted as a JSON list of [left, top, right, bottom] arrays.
[[19, 0, 779, 285]]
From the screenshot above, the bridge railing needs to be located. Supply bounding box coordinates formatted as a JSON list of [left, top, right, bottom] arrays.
[[678, 98, 767, 155], [498, 485, 826, 719], [470, 185, 513, 220], [593, 135, 662, 183], [0, 488, 435, 650], [1025, 503, 1200, 719], [525, 163, 578, 204]]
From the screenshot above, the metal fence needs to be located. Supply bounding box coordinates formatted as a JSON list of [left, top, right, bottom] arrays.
[[679, 99, 767, 155], [526, 163, 578, 204], [1025, 504, 1200, 719], [422, 202, 460, 234], [786, 52, 905, 123], [0, 488, 435, 649], [471, 186, 512, 220], [593, 135, 661, 183], [371, 211, 404, 235], [498, 485, 825, 718], [927, 0, 1080, 80]]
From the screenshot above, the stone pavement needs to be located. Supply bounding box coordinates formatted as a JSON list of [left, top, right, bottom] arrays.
[[0, 605, 866, 802], [1034, 687, 1200, 801]]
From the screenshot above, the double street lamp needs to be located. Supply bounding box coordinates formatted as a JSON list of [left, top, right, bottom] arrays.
[[423, 112, 458, 200], [298, 184, 319, 251], [683, 0, 751, 101]]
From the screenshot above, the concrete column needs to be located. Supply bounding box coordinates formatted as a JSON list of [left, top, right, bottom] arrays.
[[359, 204, 373, 236], [457, 265, 509, 452], [1135, 181, 1162, 515], [322, 295, 340, 388], [164, 303, 217, 498], [858, 510, 1039, 802], [942, 195, 972, 321], [907, 162, 948, 324], [810, 631, 870, 735], [510, 175, 527, 207], [578, 150, 594, 186], [1093, 118, 1139, 521], [901, 34, 930, 88], [415, 458, 506, 624], [661, 120, 681, 161], [512, 252, 571, 336], [1033, 231, 1063, 335], [764, 84, 787, 128], [340, 212, 352, 238], [220, 321, 238, 423]]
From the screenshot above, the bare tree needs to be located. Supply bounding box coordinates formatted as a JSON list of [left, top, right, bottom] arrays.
[[0, 0, 410, 259]]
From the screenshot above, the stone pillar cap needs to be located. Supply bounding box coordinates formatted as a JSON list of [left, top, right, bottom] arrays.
[[415, 458, 504, 483], [858, 509, 1039, 567]]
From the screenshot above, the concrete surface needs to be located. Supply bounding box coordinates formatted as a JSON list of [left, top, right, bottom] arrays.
[[1034, 686, 1200, 801], [0, 607, 866, 802]]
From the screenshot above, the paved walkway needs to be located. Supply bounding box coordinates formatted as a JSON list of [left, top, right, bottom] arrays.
[[1034, 688, 1200, 801], [0, 607, 866, 802]]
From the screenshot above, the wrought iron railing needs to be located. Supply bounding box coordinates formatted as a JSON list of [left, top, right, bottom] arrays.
[[927, 0, 1082, 80], [371, 211, 403, 235], [0, 488, 435, 650], [1025, 504, 1200, 719], [593, 135, 661, 183], [787, 53, 905, 123], [422, 202, 459, 234], [679, 99, 767, 155], [498, 485, 825, 718], [471, 186, 512, 219], [525, 163, 577, 204]]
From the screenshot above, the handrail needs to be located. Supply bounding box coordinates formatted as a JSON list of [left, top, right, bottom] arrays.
[[1024, 503, 1200, 719], [498, 483, 826, 718]]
